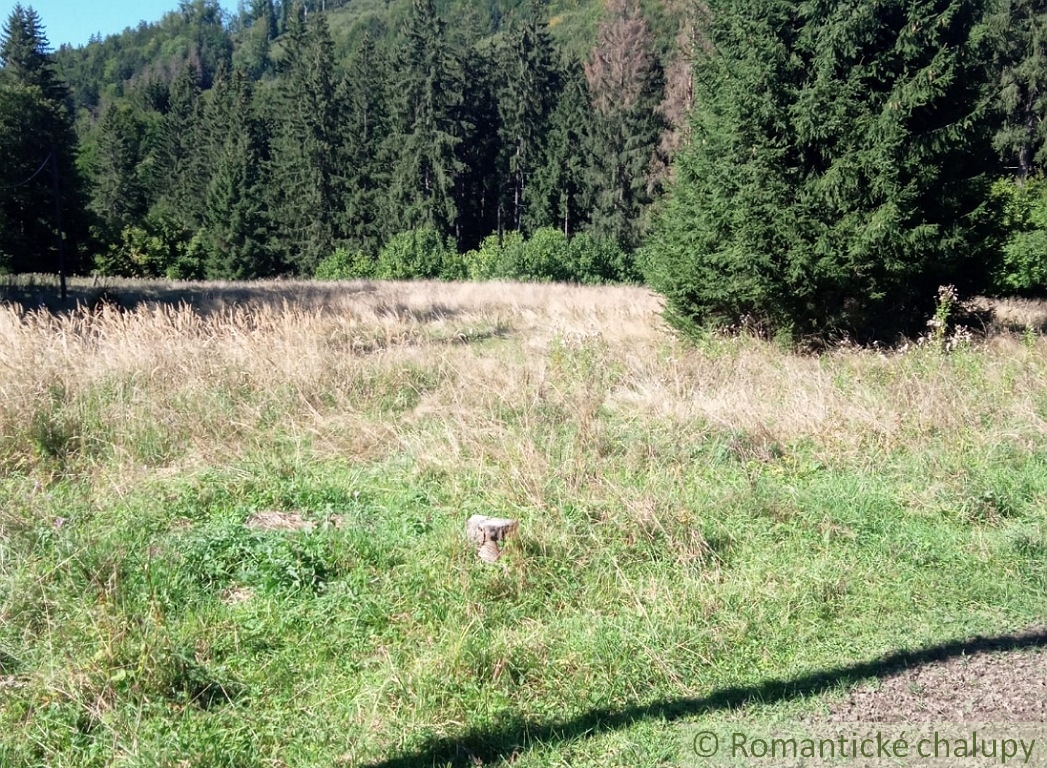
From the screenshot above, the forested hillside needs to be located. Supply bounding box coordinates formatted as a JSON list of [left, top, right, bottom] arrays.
[[5, 0, 1047, 340], [1, 0, 689, 283]]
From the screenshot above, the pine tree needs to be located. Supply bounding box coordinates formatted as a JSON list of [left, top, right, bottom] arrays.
[[989, 0, 1047, 178], [645, 0, 1000, 343], [337, 34, 389, 256], [528, 63, 592, 236], [267, 4, 342, 273], [200, 68, 275, 279], [583, 0, 664, 253], [495, 0, 559, 233], [384, 0, 464, 241], [0, 4, 89, 275]]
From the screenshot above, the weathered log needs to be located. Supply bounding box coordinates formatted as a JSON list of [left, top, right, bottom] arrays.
[[466, 515, 519, 563]]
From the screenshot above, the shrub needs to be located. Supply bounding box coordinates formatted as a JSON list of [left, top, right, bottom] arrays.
[[566, 232, 633, 284], [93, 216, 201, 280], [315, 248, 375, 280], [375, 229, 450, 280], [462, 232, 523, 280], [992, 177, 1047, 296], [516, 227, 572, 282]]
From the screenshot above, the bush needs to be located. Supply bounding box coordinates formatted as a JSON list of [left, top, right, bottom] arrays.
[[315, 248, 375, 280], [461, 230, 631, 284], [566, 232, 633, 284], [93, 216, 201, 280], [375, 229, 452, 280], [515, 227, 571, 282], [992, 177, 1047, 296]]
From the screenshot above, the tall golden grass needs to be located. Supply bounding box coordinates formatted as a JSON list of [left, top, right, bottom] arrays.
[[2, 279, 1047, 486]]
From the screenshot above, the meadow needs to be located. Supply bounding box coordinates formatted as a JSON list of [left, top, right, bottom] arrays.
[[1, 276, 1046, 766]]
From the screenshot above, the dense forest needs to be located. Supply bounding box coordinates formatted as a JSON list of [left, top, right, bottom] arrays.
[[1, 0, 685, 284], [4, 0, 1047, 339]]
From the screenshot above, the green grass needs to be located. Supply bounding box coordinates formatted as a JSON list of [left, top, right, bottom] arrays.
[[1, 280, 1046, 766]]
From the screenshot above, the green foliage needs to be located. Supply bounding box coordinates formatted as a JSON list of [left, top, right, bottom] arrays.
[[462, 231, 525, 280], [991, 177, 1047, 295], [582, 0, 664, 253], [85, 99, 154, 235], [314, 248, 375, 280], [528, 62, 592, 236], [374, 228, 453, 279], [565, 230, 633, 283], [0, 6, 92, 276], [383, 0, 464, 237], [461, 228, 629, 282], [199, 68, 276, 280], [337, 34, 390, 255], [645, 0, 1001, 344], [266, 7, 342, 275], [182, 519, 343, 595], [495, 0, 560, 232], [987, 0, 1047, 177], [93, 221, 186, 278], [512, 225, 572, 281]]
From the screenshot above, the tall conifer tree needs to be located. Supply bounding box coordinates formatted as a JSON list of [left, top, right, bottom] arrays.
[[201, 68, 275, 278], [385, 0, 463, 240], [989, 0, 1047, 178], [496, 0, 559, 233], [584, 0, 663, 252], [0, 4, 89, 274], [646, 0, 1000, 342], [268, 4, 341, 273], [337, 34, 389, 255], [529, 63, 592, 235]]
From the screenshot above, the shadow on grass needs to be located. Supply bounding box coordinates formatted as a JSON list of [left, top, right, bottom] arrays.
[[364, 627, 1047, 768], [0, 275, 386, 317]]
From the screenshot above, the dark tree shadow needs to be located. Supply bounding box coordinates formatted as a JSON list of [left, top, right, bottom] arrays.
[[0, 276, 387, 317], [363, 627, 1047, 768]]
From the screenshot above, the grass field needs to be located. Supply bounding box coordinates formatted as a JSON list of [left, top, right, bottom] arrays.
[[2, 276, 1047, 766]]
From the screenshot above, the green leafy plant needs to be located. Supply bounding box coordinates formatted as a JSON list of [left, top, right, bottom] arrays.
[[992, 177, 1047, 296], [314, 248, 375, 280], [375, 228, 451, 280]]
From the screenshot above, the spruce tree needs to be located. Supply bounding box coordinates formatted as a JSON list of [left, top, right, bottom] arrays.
[[528, 63, 592, 236], [454, 37, 501, 250], [337, 34, 389, 256], [88, 100, 151, 236], [200, 68, 275, 279], [645, 0, 1000, 343], [267, 4, 342, 274], [989, 0, 1047, 178], [0, 5, 89, 275], [495, 0, 559, 233], [384, 0, 463, 241], [583, 0, 664, 253], [150, 63, 208, 230]]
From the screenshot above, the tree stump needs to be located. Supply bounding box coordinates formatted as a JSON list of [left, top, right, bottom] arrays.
[[466, 515, 519, 563]]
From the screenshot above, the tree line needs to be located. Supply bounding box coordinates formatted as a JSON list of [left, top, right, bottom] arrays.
[[5, 0, 1047, 342], [1, 0, 684, 284]]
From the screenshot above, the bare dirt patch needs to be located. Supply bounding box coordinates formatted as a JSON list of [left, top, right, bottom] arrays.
[[244, 511, 314, 532], [825, 630, 1047, 723]]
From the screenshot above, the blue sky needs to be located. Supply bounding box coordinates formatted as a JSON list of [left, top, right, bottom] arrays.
[[5, 1, 233, 50]]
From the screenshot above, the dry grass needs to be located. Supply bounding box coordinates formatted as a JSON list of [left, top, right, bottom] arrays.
[[3, 279, 1047, 485]]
